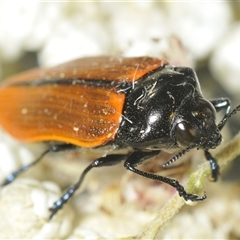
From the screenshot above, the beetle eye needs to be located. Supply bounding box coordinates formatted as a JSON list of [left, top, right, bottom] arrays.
[[175, 121, 199, 147]]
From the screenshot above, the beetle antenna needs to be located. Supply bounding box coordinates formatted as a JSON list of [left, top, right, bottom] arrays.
[[218, 104, 240, 130], [162, 144, 197, 168]]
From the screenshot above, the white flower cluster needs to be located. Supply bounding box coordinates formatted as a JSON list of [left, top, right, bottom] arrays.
[[0, 2, 232, 66], [0, 1, 239, 239]]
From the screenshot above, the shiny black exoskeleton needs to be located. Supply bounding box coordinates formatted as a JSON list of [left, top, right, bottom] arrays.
[[116, 66, 222, 151], [2, 65, 238, 219]]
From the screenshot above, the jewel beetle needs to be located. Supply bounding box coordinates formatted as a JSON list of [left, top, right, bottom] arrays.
[[0, 56, 239, 219]]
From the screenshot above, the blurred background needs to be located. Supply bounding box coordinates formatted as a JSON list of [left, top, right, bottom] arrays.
[[0, 1, 240, 239], [1, 1, 239, 178]]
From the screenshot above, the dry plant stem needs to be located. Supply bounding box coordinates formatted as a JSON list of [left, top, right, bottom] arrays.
[[138, 194, 185, 240], [138, 133, 240, 239]]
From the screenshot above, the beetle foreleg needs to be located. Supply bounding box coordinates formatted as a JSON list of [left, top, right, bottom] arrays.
[[210, 98, 231, 131], [124, 150, 206, 202], [211, 98, 231, 113], [49, 153, 127, 219]]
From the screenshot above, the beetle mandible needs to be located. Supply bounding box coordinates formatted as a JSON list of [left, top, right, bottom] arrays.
[[0, 56, 239, 219]]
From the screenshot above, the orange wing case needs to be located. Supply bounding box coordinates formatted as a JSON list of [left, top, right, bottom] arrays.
[[0, 57, 167, 147]]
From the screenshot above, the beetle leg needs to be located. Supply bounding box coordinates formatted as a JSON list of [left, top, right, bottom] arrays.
[[210, 98, 231, 130], [204, 150, 220, 182], [204, 98, 231, 180], [210, 98, 231, 113], [124, 150, 206, 202], [49, 153, 127, 219], [1, 143, 77, 186]]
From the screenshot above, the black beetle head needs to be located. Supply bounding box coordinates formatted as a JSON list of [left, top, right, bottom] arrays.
[[172, 96, 222, 150]]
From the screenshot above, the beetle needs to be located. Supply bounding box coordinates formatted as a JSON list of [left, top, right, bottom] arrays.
[[0, 56, 239, 219]]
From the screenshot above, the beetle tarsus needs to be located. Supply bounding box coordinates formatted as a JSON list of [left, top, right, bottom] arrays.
[[181, 191, 207, 202], [49, 187, 75, 219], [173, 179, 207, 201], [1, 161, 41, 187], [204, 150, 220, 182], [1, 173, 17, 186]]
